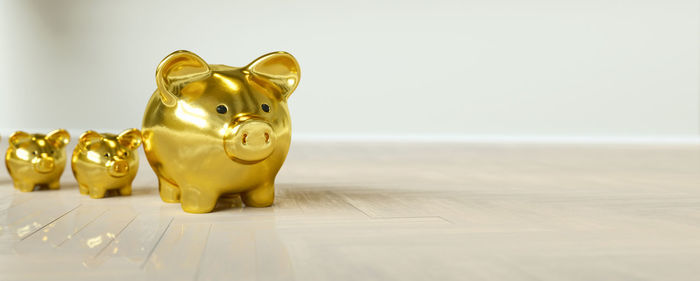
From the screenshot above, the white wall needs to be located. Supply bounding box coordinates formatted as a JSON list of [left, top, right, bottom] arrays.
[[1, 0, 699, 141]]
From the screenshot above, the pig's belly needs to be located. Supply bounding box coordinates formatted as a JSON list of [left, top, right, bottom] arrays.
[[73, 162, 135, 190], [144, 129, 277, 195], [7, 160, 65, 184]]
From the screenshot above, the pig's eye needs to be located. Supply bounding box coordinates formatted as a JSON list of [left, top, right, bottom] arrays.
[[104, 153, 111, 158], [32, 151, 38, 156], [261, 104, 270, 113], [216, 105, 228, 114]]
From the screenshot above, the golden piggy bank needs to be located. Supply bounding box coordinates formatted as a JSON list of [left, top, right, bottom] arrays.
[[71, 129, 142, 198], [142, 50, 300, 213], [5, 129, 71, 192]]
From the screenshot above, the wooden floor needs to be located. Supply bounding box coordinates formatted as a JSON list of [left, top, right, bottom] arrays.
[[0, 141, 698, 280]]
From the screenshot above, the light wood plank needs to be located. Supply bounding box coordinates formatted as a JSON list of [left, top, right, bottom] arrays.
[[0, 141, 697, 280]]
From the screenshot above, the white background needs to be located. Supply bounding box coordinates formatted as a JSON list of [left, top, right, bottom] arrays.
[[1, 0, 698, 142]]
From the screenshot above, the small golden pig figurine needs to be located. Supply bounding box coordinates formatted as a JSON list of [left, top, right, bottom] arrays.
[[5, 129, 70, 192], [142, 50, 300, 213], [71, 129, 142, 198]]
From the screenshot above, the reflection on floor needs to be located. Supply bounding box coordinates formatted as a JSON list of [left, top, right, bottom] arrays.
[[0, 141, 699, 280]]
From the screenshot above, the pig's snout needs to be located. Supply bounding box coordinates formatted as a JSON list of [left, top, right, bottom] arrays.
[[225, 118, 276, 162], [32, 155, 55, 174], [108, 159, 129, 178]]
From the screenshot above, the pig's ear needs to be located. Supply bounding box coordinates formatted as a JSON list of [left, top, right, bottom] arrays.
[[9, 131, 31, 147], [117, 128, 142, 150], [46, 129, 70, 148], [246, 51, 300, 100], [79, 131, 102, 148], [156, 50, 211, 107]]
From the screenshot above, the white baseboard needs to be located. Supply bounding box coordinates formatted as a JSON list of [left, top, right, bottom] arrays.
[[292, 134, 700, 144], [0, 128, 127, 139], [1, 129, 698, 145]]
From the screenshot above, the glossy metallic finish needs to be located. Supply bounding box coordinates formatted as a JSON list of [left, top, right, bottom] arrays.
[[71, 129, 142, 198], [142, 50, 300, 213], [5, 130, 70, 192]]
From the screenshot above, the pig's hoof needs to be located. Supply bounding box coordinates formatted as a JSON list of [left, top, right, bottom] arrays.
[[180, 187, 217, 213], [158, 178, 180, 203], [119, 186, 132, 196], [79, 185, 89, 195], [242, 185, 274, 207], [48, 181, 60, 190], [16, 183, 34, 192], [89, 187, 106, 199]]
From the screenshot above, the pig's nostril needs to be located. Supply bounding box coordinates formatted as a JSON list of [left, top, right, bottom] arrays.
[[242, 133, 248, 145], [264, 132, 270, 143]]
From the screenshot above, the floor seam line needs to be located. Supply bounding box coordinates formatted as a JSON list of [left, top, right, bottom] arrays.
[[91, 214, 139, 260], [140, 216, 174, 270], [54, 208, 110, 247], [19, 204, 82, 241], [192, 223, 214, 281], [342, 199, 373, 218]]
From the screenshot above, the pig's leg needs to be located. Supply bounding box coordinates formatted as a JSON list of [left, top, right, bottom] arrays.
[[180, 186, 218, 213], [15, 181, 34, 192], [242, 182, 274, 207], [119, 184, 132, 196], [79, 184, 89, 195], [89, 186, 107, 199], [47, 180, 60, 190], [158, 177, 180, 203]]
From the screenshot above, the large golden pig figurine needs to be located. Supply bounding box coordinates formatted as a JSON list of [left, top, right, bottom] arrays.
[[142, 50, 300, 213], [5, 130, 71, 192], [71, 129, 142, 198]]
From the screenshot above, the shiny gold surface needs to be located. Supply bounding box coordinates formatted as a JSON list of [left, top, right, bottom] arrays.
[[71, 129, 142, 198], [5, 129, 70, 192], [142, 50, 300, 213]]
